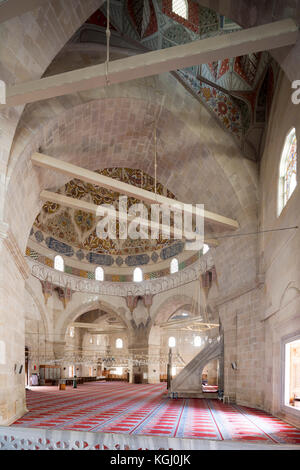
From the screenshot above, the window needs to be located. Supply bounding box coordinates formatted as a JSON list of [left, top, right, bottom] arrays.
[[95, 266, 104, 281], [69, 327, 74, 338], [170, 258, 179, 274], [284, 338, 300, 409], [133, 267, 143, 282], [171, 366, 177, 377], [68, 365, 74, 378], [172, 0, 188, 19], [278, 128, 297, 215], [54, 255, 64, 272], [116, 338, 123, 349], [168, 336, 176, 348], [89, 337, 93, 344], [194, 336, 202, 347], [203, 244, 210, 255]]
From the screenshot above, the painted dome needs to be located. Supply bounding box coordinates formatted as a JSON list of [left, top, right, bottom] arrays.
[[31, 167, 179, 258]]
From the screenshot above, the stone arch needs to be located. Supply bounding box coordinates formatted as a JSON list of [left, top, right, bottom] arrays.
[[152, 292, 203, 327], [148, 294, 198, 366], [279, 281, 300, 310], [25, 281, 51, 343], [55, 298, 134, 344], [200, 356, 221, 386]]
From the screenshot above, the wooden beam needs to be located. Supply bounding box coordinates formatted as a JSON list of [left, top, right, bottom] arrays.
[[87, 330, 126, 335], [40, 189, 219, 246], [160, 318, 219, 329], [2, 19, 298, 106], [72, 322, 125, 331], [33, 153, 239, 230]]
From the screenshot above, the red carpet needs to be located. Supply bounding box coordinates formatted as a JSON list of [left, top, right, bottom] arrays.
[[11, 382, 300, 444]]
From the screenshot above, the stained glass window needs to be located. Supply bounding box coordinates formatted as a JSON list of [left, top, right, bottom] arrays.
[[278, 128, 297, 215], [172, 0, 188, 19]]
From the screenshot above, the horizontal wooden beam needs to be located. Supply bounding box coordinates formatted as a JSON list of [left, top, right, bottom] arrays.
[[87, 330, 126, 335], [2, 19, 298, 106], [33, 152, 239, 230], [40, 190, 219, 246], [160, 317, 219, 328], [71, 322, 125, 331]]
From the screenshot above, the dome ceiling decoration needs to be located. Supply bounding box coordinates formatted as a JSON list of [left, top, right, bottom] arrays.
[[32, 167, 179, 257], [73, 0, 279, 160]]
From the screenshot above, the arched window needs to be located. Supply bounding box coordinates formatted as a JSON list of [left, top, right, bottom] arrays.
[[194, 336, 202, 347], [172, 0, 188, 19], [133, 267, 143, 282], [203, 244, 210, 255], [168, 336, 176, 348], [170, 258, 179, 274], [278, 128, 297, 215], [54, 255, 64, 272], [95, 266, 104, 281], [116, 338, 123, 349]]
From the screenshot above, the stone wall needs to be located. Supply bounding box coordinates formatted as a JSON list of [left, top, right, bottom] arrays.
[[259, 71, 300, 425], [0, 1, 299, 427], [0, 232, 28, 424]]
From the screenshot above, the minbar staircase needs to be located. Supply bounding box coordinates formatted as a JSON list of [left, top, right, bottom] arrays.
[[169, 337, 223, 399]]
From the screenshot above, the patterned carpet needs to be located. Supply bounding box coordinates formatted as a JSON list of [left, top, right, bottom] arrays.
[[11, 382, 300, 444]]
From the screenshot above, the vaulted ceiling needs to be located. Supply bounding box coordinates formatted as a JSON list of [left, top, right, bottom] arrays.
[[70, 0, 279, 160]]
